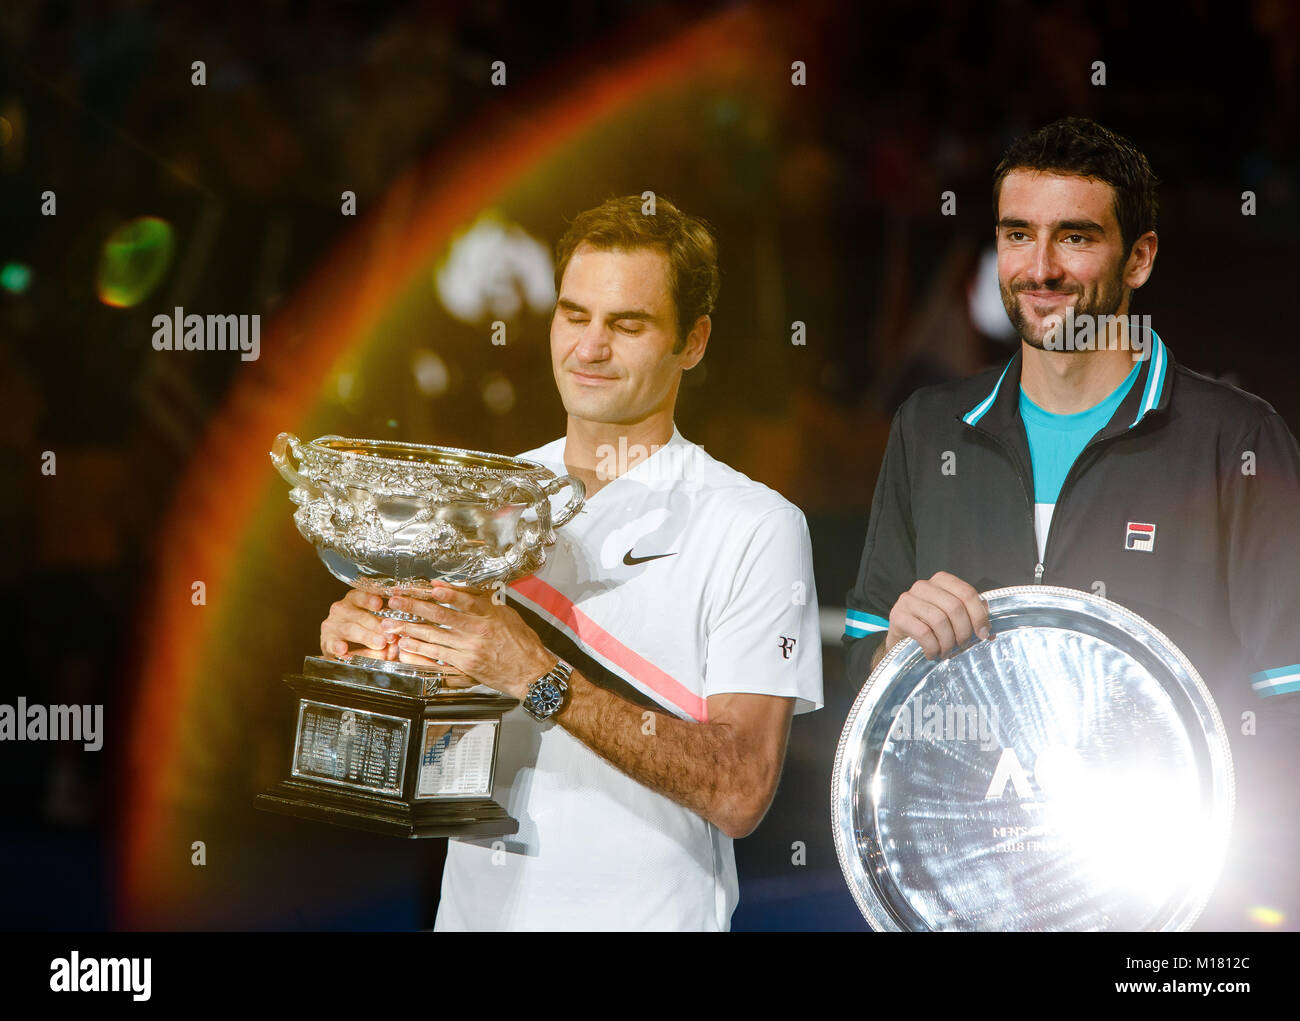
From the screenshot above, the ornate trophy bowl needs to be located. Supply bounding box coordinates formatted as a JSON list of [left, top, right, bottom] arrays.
[[258, 432, 585, 839], [272, 432, 583, 594], [832, 586, 1234, 931]]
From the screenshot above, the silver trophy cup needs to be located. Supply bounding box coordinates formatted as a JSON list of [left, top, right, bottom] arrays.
[[258, 432, 584, 838]]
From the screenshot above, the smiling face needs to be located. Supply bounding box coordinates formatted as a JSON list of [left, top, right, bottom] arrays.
[[550, 243, 707, 428], [996, 170, 1137, 350]]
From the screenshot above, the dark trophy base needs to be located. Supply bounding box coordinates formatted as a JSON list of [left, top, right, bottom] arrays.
[[258, 780, 517, 838], [257, 656, 520, 839]]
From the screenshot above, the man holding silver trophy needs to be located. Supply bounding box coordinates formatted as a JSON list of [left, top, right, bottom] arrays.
[[318, 196, 824, 930], [840, 118, 1300, 930]]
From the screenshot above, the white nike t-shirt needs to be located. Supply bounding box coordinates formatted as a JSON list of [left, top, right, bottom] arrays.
[[434, 426, 824, 931]]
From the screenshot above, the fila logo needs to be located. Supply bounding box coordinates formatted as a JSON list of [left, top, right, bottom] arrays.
[[1125, 521, 1156, 552], [779, 636, 797, 659]]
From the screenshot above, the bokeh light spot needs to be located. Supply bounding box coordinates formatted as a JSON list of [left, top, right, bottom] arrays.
[[412, 350, 450, 397], [435, 213, 554, 325], [481, 373, 515, 415], [1248, 905, 1284, 927], [96, 216, 175, 308], [1, 262, 32, 294], [335, 372, 363, 410]]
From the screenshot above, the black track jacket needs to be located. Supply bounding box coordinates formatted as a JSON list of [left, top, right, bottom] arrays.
[[843, 332, 1300, 922]]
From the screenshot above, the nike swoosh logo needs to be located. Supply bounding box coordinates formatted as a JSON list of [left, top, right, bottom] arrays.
[[623, 549, 678, 566]]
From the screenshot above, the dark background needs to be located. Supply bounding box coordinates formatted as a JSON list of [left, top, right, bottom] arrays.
[[1, 0, 1297, 930]]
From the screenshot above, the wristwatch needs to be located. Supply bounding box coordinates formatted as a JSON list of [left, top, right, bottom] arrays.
[[521, 656, 572, 722]]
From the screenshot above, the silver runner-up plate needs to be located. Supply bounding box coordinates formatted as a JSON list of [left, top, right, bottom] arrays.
[[832, 586, 1234, 931]]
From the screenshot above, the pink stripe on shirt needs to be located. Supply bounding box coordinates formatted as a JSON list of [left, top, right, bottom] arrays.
[[510, 575, 708, 722]]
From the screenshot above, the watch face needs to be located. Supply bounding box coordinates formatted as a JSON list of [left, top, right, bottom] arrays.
[[529, 682, 562, 717]]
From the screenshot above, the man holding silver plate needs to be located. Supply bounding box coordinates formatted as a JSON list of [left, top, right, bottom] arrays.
[[841, 118, 1300, 930], [319, 196, 824, 930]]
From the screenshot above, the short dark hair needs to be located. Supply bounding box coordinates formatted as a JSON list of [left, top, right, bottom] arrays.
[[554, 195, 720, 353], [992, 117, 1159, 257]]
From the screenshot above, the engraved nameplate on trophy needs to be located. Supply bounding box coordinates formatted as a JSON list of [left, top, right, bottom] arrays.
[[292, 702, 410, 797], [415, 721, 498, 799]]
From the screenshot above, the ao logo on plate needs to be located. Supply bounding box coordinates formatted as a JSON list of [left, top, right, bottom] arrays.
[[984, 745, 1087, 801]]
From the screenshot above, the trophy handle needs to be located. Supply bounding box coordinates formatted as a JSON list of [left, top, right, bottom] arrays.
[[496, 475, 552, 547], [542, 473, 585, 529], [271, 432, 314, 491]]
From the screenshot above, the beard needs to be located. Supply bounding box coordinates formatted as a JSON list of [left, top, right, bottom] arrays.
[[1001, 269, 1128, 352]]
